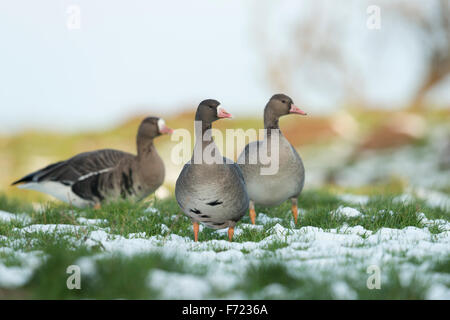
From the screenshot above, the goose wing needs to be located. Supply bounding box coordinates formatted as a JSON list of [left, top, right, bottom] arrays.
[[12, 149, 133, 186]]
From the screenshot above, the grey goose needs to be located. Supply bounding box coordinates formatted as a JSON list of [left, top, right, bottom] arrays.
[[12, 117, 173, 208], [175, 99, 249, 242], [237, 94, 307, 224]]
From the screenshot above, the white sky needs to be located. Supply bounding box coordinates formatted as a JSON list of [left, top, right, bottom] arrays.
[[0, 0, 447, 133]]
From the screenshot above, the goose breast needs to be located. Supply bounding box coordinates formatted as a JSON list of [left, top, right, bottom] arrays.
[[175, 160, 249, 229]]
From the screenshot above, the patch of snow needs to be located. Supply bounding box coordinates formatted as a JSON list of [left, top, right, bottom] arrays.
[[269, 224, 289, 237], [14, 224, 85, 234], [148, 269, 210, 299], [393, 194, 415, 205], [0, 250, 43, 288], [145, 207, 159, 214], [339, 194, 370, 205], [128, 232, 147, 239], [1, 204, 449, 298], [418, 213, 450, 232], [74, 256, 97, 276], [335, 206, 362, 218], [415, 188, 450, 211], [85, 230, 111, 246], [258, 284, 287, 299], [0, 210, 32, 224], [0, 264, 34, 288], [257, 213, 283, 225], [160, 224, 170, 234], [426, 284, 450, 300], [331, 281, 358, 300], [77, 217, 107, 225], [395, 190, 450, 212]]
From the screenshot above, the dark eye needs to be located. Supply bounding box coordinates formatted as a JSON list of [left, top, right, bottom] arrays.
[[281, 100, 286, 103]]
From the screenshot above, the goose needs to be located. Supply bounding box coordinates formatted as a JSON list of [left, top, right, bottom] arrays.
[[12, 117, 173, 208], [175, 99, 249, 242], [237, 94, 307, 224]]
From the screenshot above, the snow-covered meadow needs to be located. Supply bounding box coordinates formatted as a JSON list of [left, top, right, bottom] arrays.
[[1, 124, 449, 299], [0, 188, 449, 299]]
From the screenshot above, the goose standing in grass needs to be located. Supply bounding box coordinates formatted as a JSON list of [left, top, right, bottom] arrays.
[[12, 117, 173, 208], [237, 94, 307, 224], [175, 99, 249, 242]]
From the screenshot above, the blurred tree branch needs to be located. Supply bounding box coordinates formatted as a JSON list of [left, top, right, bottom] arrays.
[[252, 0, 450, 110], [391, 0, 450, 110], [251, 1, 365, 106]]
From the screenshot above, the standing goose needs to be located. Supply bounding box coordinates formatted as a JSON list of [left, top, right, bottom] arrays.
[[237, 94, 307, 224], [12, 117, 173, 208], [175, 99, 249, 242]]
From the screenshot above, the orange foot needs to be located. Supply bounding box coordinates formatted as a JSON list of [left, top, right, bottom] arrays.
[[249, 208, 256, 225], [228, 227, 234, 242], [292, 204, 298, 224], [193, 222, 199, 242]]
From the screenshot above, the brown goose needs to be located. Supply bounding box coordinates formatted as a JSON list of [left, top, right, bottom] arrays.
[[175, 99, 249, 242], [12, 117, 173, 208], [237, 94, 307, 224]]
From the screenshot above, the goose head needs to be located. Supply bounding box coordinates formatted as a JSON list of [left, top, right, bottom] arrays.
[[266, 94, 307, 118], [264, 94, 307, 129], [195, 99, 232, 124], [138, 116, 173, 140]]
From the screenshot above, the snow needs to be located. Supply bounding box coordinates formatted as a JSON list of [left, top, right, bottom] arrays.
[[426, 284, 450, 300], [160, 224, 170, 234], [74, 256, 97, 276], [76, 217, 107, 226], [0, 264, 35, 288], [69, 220, 449, 298], [14, 224, 84, 234], [418, 212, 450, 232], [333, 139, 450, 190], [339, 194, 370, 205], [395, 189, 450, 212], [0, 210, 32, 224], [258, 284, 287, 299], [256, 213, 283, 225], [0, 250, 43, 288], [145, 207, 159, 214], [334, 206, 363, 218], [0, 204, 449, 298], [331, 281, 358, 300], [148, 270, 211, 299], [415, 188, 450, 212]]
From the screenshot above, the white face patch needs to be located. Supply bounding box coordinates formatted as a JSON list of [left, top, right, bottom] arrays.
[[157, 118, 166, 131], [216, 105, 222, 117]]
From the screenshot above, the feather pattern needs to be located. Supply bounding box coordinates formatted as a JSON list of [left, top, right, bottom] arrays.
[[175, 100, 249, 230], [12, 117, 169, 207]]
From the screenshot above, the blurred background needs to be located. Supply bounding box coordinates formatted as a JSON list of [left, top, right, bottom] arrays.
[[0, 0, 449, 205]]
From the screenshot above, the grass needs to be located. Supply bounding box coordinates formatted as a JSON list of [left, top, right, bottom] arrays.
[[0, 189, 449, 299], [1, 109, 449, 299], [28, 250, 185, 299], [0, 193, 33, 214]]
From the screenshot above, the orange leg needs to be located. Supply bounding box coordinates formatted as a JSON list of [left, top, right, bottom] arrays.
[[93, 203, 101, 210], [193, 222, 199, 242], [228, 226, 234, 242], [249, 201, 256, 225], [291, 198, 298, 225]]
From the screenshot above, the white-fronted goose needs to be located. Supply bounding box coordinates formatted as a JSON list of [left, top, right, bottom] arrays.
[[175, 99, 249, 242], [12, 117, 173, 208], [237, 94, 307, 224]]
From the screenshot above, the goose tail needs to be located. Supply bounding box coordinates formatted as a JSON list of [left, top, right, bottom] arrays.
[[11, 161, 64, 186]]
